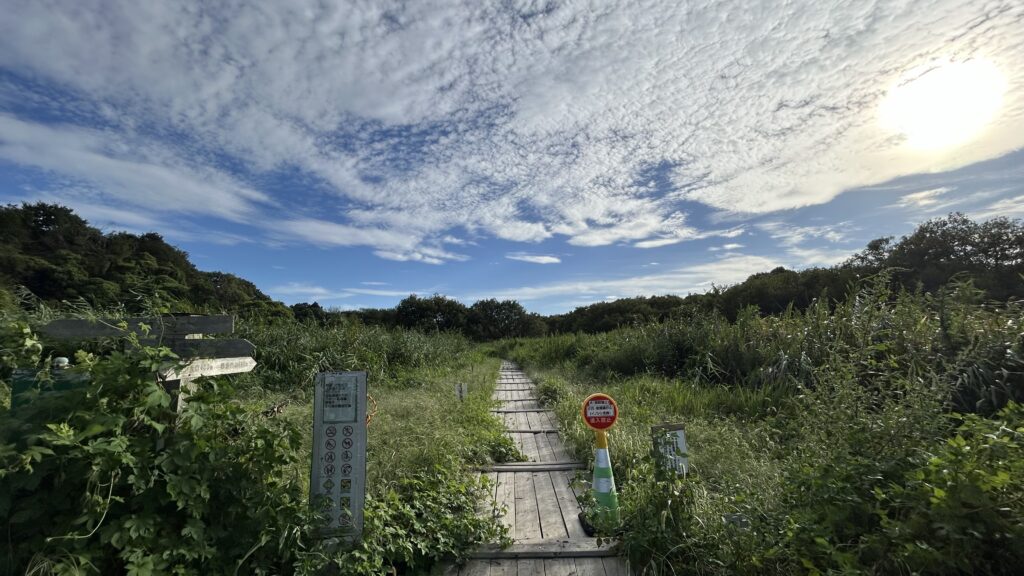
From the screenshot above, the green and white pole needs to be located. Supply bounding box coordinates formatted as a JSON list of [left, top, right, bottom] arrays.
[[592, 429, 620, 525]]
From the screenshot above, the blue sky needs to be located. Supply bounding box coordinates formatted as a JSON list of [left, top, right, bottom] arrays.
[[1, 1, 1022, 314]]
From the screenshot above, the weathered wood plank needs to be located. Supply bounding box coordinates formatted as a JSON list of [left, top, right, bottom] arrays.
[[491, 409, 555, 413], [505, 428, 560, 433], [457, 559, 490, 576], [575, 558, 608, 576], [534, 433, 557, 463], [481, 462, 586, 472], [41, 315, 233, 339], [548, 433, 570, 462], [514, 471, 542, 540], [535, 472, 569, 539], [489, 559, 515, 576], [159, 356, 257, 380], [550, 471, 587, 539], [496, 472, 516, 534], [544, 558, 578, 576], [521, 431, 541, 462], [518, 559, 545, 576], [602, 557, 631, 576], [470, 540, 618, 559]]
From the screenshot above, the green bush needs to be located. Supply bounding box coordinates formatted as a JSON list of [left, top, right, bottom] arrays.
[[0, 344, 317, 575]]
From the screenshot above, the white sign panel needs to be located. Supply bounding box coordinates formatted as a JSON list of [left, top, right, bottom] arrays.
[[311, 371, 367, 541], [585, 399, 615, 418], [653, 424, 689, 476]]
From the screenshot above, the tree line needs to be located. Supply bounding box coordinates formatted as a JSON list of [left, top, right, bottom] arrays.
[[3, 203, 1022, 340]]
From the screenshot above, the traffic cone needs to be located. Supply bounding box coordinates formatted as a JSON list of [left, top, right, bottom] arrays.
[[591, 430, 620, 526]]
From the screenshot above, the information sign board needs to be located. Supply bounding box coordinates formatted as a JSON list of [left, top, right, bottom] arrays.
[[652, 423, 689, 476], [311, 371, 367, 541], [581, 393, 618, 430]]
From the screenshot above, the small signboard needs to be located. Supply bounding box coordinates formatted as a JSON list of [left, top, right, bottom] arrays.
[[455, 382, 468, 402], [652, 423, 689, 476], [311, 371, 367, 542], [581, 393, 618, 430]]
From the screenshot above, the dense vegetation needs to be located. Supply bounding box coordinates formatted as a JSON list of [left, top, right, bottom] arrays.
[[0, 302, 515, 574], [0, 203, 289, 317], [499, 274, 1024, 574], [3, 204, 1023, 574]]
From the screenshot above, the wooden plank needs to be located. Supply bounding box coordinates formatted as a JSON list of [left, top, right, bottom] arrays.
[[491, 409, 555, 413], [602, 557, 631, 576], [470, 540, 618, 559], [505, 428, 560, 433], [495, 472, 516, 534], [159, 357, 257, 380], [41, 315, 233, 339], [489, 559, 515, 576], [548, 433, 570, 462], [575, 558, 608, 576], [545, 558, 578, 576], [482, 462, 586, 472], [535, 472, 569, 539], [518, 559, 544, 576], [535, 433, 557, 463], [521, 431, 541, 462], [514, 471, 542, 540], [457, 560, 490, 576], [550, 471, 587, 539]]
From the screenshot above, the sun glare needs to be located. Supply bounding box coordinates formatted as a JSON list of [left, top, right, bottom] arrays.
[[880, 59, 1006, 151]]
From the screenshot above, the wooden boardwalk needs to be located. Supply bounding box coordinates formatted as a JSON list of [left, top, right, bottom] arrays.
[[447, 361, 631, 576]]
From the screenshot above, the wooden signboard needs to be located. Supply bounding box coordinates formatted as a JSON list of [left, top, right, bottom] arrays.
[[31, 315, 256, 411], [311, 371, 368, 542]]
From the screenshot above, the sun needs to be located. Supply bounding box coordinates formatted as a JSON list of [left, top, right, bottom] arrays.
[[880, 59, 1006, 151]]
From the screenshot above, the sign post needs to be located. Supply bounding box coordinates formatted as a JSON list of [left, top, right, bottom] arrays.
[[311, 371, 368, 543], [455, 382, 468, 402], [652, 423, 689, 477], [581, 393, 620, 527]]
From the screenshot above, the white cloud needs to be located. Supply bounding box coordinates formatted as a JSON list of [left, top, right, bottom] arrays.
[[506, 253, 561, 264], [1, 1, 1022, 259], [268, 282, 420, 301], [757, 222, 852, 247], [360, 281, 391, 286], [709, 243, 745, 252], [472, 254, 783, 301], [972, 195, 1024, 220], [787, 246, 857, 267], [892, 187, 953, 208]]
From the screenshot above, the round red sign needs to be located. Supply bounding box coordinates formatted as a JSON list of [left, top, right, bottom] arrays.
[[581, 393, 619, 430]]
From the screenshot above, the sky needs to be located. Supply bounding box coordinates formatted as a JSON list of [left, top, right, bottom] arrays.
[[1, 1, 1022, 314]]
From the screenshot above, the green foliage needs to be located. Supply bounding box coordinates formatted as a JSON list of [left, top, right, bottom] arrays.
[[0, 342, 317, 574], [0, 203, 290, 317], [505, 276, 1024, 575], [331, 469, 509, 573]]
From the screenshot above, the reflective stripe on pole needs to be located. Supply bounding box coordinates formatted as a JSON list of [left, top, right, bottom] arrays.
[[591, 430, 619, 525]]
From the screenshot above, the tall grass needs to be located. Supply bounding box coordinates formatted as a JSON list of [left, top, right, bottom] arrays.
[[498, 275, 1024, 574]]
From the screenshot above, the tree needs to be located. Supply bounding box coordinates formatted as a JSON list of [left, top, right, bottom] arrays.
[[395, 294, 469, 333]]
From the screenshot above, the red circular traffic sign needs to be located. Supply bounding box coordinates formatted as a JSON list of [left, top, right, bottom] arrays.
[[581, 393, 618, 430]]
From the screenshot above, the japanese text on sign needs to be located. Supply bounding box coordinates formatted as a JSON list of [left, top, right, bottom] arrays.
[[582, 393, 618, 430], [312, 372, 367, 542]]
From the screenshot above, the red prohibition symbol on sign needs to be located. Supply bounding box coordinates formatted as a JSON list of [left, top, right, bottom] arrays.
[[581, 393, 619, 431]]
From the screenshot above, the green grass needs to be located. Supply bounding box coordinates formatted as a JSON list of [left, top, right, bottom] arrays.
[[497, 277, 1024, 575]]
